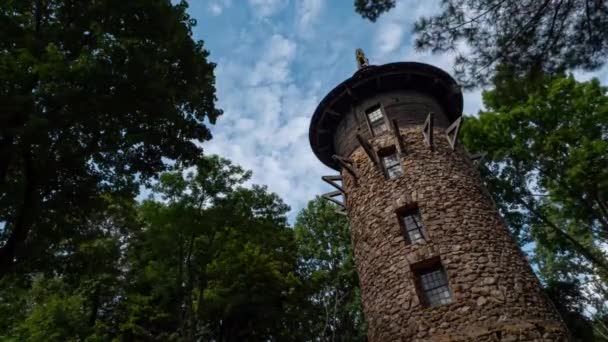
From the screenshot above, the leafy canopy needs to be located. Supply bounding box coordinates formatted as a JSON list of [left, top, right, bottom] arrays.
[[461, 72, 608, 338], [294, 198, 366, 341], [0, 0, 221, 275], [355, 0, 608, 87]]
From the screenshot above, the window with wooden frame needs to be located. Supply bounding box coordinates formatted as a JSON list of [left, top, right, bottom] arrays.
[[378, 146, 403, 179], [397, 206, 427, 244], [412, 257, 453, 308], [365, 104, 387, 136]]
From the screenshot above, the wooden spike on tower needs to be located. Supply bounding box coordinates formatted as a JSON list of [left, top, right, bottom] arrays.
[[469, 152, 486, 161], [356, 133, 379, 167], [322, 190, 345, 208], [422, 112, 434, 148], [335, 207, 348, 216], [392, 119, 405, 155], [445, 116, 462, 150], [322, 175, 344, 192], [332, 155, 358, 179]]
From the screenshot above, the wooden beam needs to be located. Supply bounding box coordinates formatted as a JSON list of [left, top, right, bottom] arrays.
[[322, 190, 345, 208], [445, 116, 462, 150], [318, 145, 329, 152], [351, 105, 361, 126], [335, 207, 348, 216], [326, 109, 341, 117], [333, 155, 354, 163], [392, 119, 405, 155], [332, 154, 358, 179], [322, 175, 344, 192], [345, 87, 357, 101], [403, 74, 411, 85], [356, 134, 379, 166], [422, 112, 434, 148], [469, 152, 486, 161]]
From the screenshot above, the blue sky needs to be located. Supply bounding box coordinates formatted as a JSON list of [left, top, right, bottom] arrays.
[[184, 0, 608, 219]]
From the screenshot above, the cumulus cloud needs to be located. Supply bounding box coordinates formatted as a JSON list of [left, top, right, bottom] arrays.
[[376, 22, 404, 56], [204, 29, 332, 219], [372, 0, 442, 62], [248, 34, 297, 86], [574, 64, 608, 84], [190, 0, 606, 220], [248, 0, 287, 18], [208, 0, 232, 16], [295, 0, 323, 37]]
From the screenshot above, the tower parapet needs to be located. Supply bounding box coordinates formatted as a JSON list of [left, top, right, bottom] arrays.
[[310, 54, 569, 341]]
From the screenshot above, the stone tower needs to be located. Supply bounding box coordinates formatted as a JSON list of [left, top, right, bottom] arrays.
[[309, 57, 569, 341]]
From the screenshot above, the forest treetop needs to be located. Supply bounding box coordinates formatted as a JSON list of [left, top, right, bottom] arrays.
[[355, 0, 608, 88], [0, 0, 221, 275]]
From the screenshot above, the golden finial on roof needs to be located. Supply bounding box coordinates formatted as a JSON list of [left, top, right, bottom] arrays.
[[355, 48, 369, 69]]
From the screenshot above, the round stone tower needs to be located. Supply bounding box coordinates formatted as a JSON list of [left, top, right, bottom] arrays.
[[309, 58, 569, 341]]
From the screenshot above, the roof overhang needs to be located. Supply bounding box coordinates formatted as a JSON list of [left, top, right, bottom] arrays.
[[309, 62, 463, 170]]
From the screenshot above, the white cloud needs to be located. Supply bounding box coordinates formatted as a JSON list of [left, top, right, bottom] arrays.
[[295, 0, 323, 37], [208, 0, 232, 16], [376, 22, 404, 56], [247, 34, 297, 86], [204, 29, 332, 219], [370, 0, 442, 61], [209, 4, 222, 15], [248, 0, 287, 18], [574, 64, 608, 84], [195, 1, 507, 220]]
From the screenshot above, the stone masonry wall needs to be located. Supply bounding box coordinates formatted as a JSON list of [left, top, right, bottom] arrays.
[[340, 125, 570, 341]]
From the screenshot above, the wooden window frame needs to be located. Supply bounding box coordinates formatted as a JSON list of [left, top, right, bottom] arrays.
[[396, 205, 427, 244], [378, 145, 403, 180], [411, 257, 453, 308], [364, 104, 389, 137]]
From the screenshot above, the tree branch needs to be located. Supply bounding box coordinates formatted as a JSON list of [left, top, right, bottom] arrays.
[[446, 0, 508, 32], [516, 196, 608, 274], [466, 0, 553, 84]]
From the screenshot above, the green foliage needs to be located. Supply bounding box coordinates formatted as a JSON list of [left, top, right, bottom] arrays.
[[354, 0, 395, 21], [545, 281, 597, 342], [117, 156, 300, 341], [0, 1, 368, 340], [355, 0, 608, 87], [294, 198, 366, 341], [0, 0, 221, 275], [462, 72, 608, 338], [0, 158, 367, 340], [17, 278, 90, 342]]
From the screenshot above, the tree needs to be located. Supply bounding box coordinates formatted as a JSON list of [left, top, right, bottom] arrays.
[[461, 72, 608, 336], [294, 198, 366, 341], [0, 155, 373, 340], [545, 280, 598, 341], [0, 0, 221, 276], [121, 156, 300, 341], [355, 0, 608, 87], [355, 0, 396, 21], [0, 194, 140, 341]]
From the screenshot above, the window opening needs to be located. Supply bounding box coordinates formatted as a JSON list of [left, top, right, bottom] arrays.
[[412, 258, 453, 308], [400, 209, 425, 244], [366, 105, 387, 136], [379, 148, 403, 179]]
